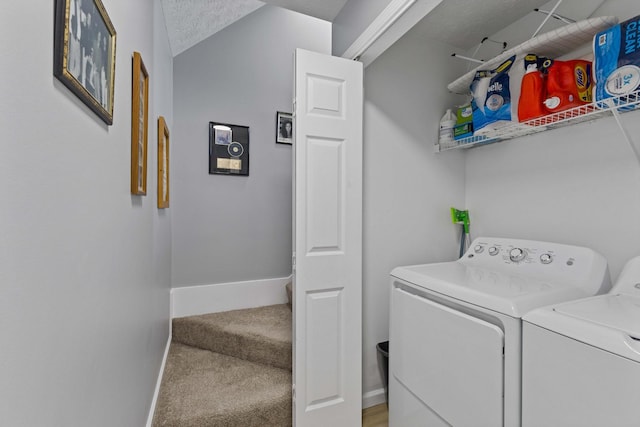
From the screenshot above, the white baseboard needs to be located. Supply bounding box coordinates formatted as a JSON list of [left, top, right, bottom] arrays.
[[171, 275, 292, 318], [146, 323, 172, 427], [363, 387, 387, 409]]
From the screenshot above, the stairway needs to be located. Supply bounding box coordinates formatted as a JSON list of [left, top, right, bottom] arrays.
[[152, 304, 292, 427]]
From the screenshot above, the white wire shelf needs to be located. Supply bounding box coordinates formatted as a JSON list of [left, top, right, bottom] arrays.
[[438, 90, 640, 152], [447, 16, 617, 94]]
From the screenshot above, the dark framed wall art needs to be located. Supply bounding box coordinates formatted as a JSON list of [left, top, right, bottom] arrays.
[[276, 111, 293, 144], [209, 122, 250, 176], [54, 0, 116, 125], [131, 52, 149, 195]]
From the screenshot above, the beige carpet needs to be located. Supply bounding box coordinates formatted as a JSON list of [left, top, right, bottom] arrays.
[[153, 305, 292, 427], [172, 304, 292, 371]]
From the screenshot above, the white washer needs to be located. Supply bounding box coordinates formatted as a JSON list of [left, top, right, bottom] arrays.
[[389, 237, 611, 427], [522, 255, 640, 427]]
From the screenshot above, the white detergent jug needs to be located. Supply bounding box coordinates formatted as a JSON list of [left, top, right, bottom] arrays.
[[439, 108, 456, 149]]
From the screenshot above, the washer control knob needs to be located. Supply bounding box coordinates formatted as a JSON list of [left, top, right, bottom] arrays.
[[474, 245, 484, 253], [509, 248, 526, 262], [540, 253, 553, 264], [488, 247, 499, 256]]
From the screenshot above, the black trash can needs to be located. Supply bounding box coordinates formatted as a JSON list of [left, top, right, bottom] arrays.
[[376, 341, 389, 405]]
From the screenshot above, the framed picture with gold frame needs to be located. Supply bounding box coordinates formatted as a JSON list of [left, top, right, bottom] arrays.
[[53, 0, 117, 125], [131, 52, 149, 195], [157, 116, 170, 209]]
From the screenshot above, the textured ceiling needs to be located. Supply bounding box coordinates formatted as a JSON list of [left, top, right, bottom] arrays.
[[411, 0, 606, 53], [412, 0, 549, 50], [160, 0, 349, 56], [160, 0, 605, 58], [160, 0, 264, 56]]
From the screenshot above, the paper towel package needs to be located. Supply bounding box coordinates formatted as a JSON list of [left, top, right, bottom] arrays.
[[593, 15, 640, 106], [471, 55, 525, 134]]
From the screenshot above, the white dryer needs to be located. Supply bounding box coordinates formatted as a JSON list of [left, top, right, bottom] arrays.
[[389, 237, 611, 427], [522, 255, 640, 427]]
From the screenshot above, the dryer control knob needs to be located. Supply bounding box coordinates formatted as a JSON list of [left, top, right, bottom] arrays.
[[540, 253, 553, 264], [488, 247, 499, 256], [509, 248, 526, 262], [474, 245, 484, 253]]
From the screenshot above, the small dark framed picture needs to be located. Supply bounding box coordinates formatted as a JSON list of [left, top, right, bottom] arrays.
[[276, 112, 293, 145], [53, 0, 117, 125]]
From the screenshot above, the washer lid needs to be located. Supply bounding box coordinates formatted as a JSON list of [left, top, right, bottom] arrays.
[[391, 262, 593, 318], [555, 294, 640, 338], [524, 294, 640, 362]]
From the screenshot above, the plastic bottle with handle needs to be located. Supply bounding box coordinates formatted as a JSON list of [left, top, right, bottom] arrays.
[[518, 54, 547, 122], [439, 108, 456, 149]]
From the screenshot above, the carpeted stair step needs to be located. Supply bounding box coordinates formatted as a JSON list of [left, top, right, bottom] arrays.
[[172, 304, 292, 371], [152, 343, 292, 427]]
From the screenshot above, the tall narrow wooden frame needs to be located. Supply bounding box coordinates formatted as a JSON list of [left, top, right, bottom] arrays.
[[157, 116, 170, 209], [131, 51, 149, 195]]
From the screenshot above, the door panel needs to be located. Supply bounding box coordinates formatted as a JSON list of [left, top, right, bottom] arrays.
[[306, 75, 345, 118], [305, 137, 344, 254], [305, 289, 343, 409], [293, 48, 363, 427]]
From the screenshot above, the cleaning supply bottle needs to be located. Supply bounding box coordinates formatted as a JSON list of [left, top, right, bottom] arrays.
[[518, 54, 547, 122], [439, 109, 456, 149], [543, 59, 592, 113]]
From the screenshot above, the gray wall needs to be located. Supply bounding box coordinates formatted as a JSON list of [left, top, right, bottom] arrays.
[[153, 0, 174, 298], [357, 0, 640, 398], [171, 6, 331, 287], [362, 27, 467, 397], [465, 116, 640, 280], [0, 0, 173, 425], [465, 0, 640, 281], [332, 0, 391, 56]]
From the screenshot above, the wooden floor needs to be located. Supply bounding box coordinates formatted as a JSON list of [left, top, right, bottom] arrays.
[[362, 403, 388, 427]]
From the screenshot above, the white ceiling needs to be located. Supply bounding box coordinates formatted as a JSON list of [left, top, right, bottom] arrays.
[[160, 0, 607, 58], [160, 0, 349, 56], [412, 0, 549, 50], [259, 0, 351, 21], [412, 0, 606, 55]]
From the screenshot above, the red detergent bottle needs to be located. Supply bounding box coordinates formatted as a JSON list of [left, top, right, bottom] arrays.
[[542, 59, 592, 113], [518, 54, 547, 122]]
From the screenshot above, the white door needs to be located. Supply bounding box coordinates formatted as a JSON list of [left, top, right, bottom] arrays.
[[292, 48, 363, 427]]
